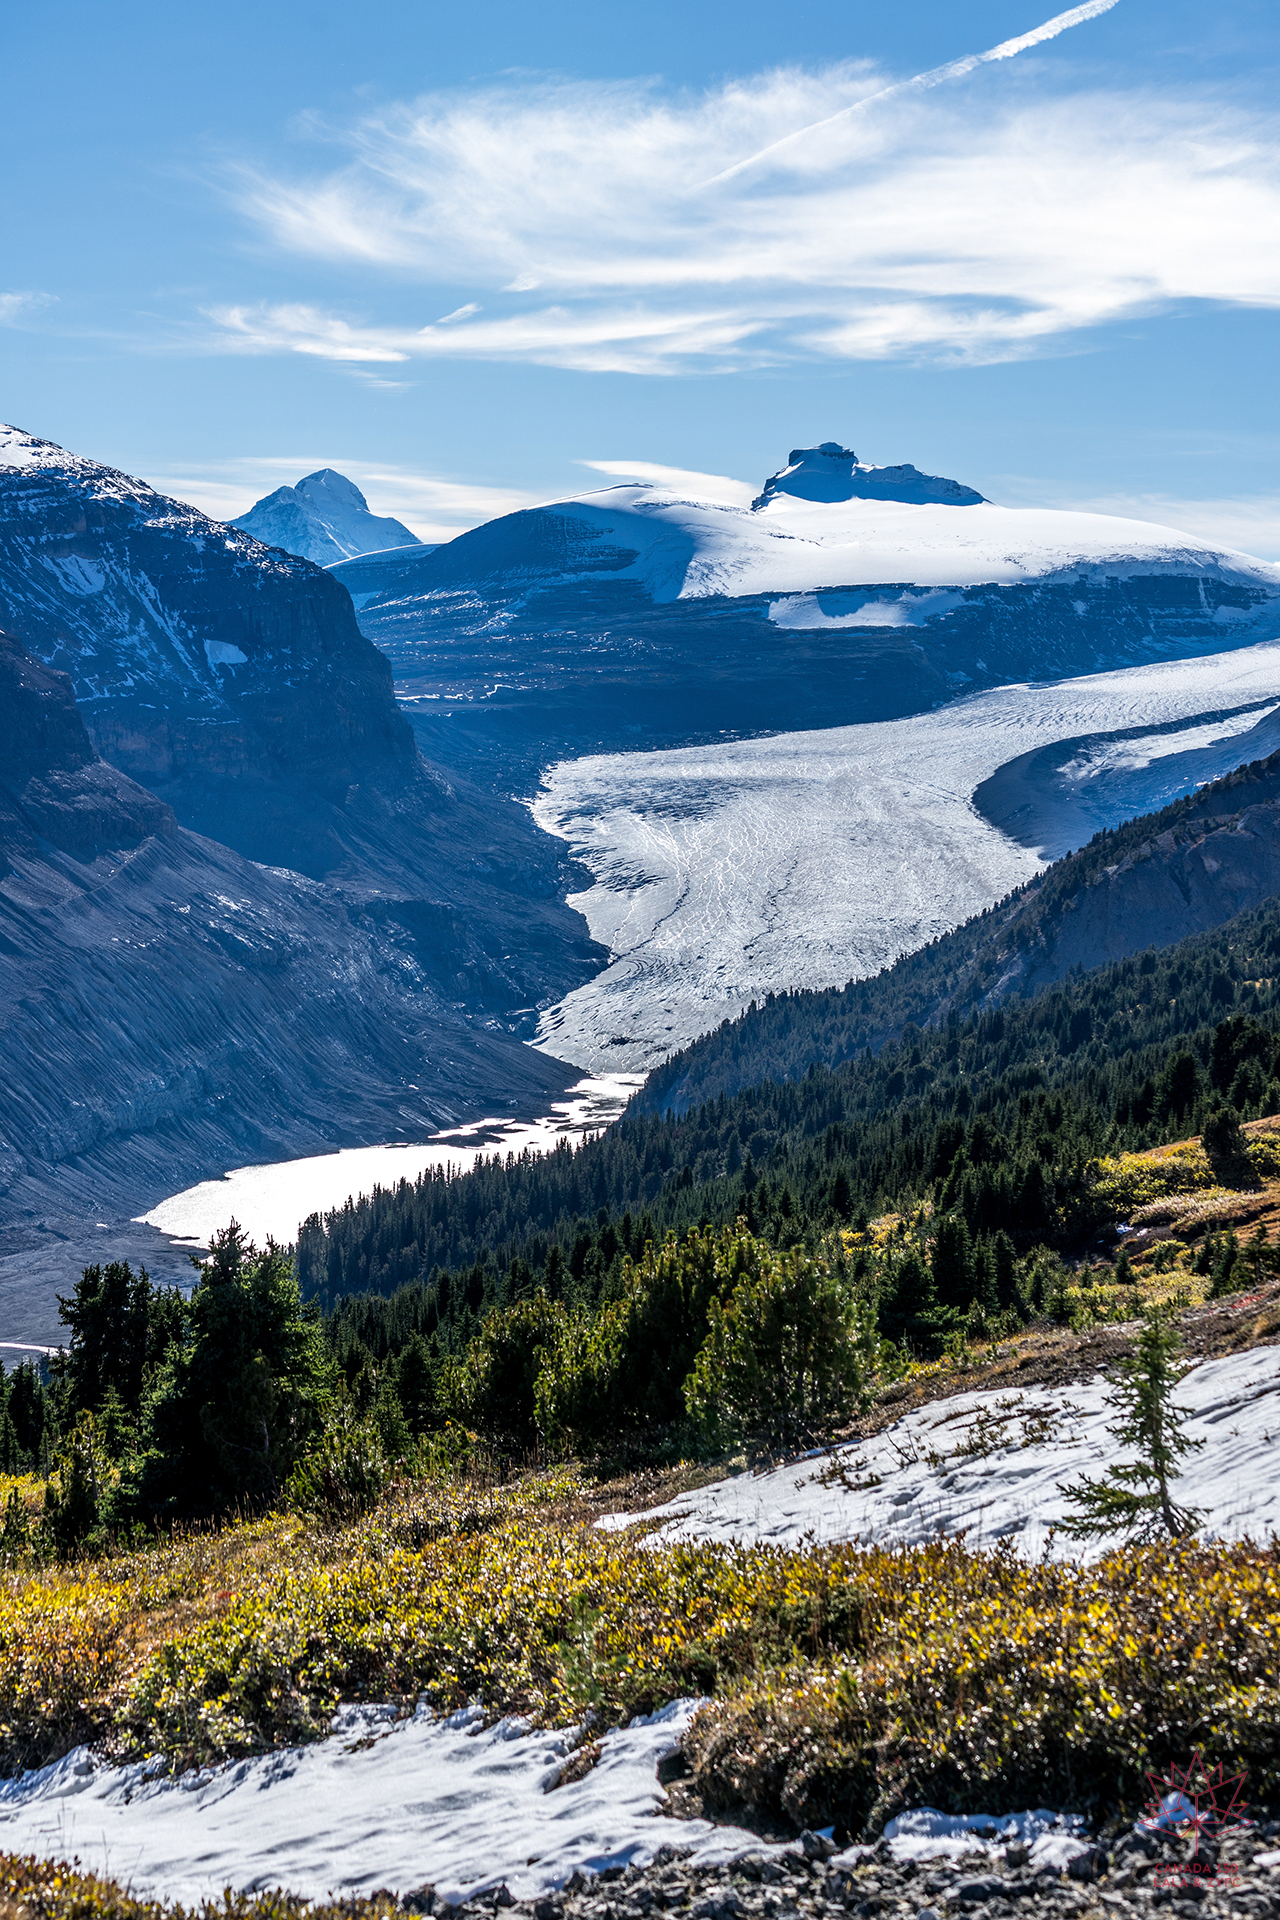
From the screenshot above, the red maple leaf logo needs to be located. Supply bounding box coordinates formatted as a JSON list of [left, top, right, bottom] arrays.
[[1141, 1752, 1252, 1840]]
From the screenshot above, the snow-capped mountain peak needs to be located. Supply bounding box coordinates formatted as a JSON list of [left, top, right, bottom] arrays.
[[232, 468, 425, 567], [752, 441, 986, 510]]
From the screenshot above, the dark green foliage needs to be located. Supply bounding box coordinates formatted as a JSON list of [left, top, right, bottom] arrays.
[[877, 1247, 942, 1356], [438, 1291, 564, 1454], [684, 1234, 878, 1455], [1059, 1313, 1205, 1541], [52, 1260, 187, 1432], [931, 1216, 975, 1311], [1201, 1103, 1248, 1174], [140, 1224, 332, 1515], [0, 1360, 47, 1473], [299, 895, 1280, 1349]]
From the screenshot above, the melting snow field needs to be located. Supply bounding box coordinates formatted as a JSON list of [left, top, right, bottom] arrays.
[[600, 1344, 1280, 1560], [0, 1701, 754, 1905], [139, 1074, 642, 1249], [532, 640, 1280, 1074], [0, 1702, 1100, 1907]]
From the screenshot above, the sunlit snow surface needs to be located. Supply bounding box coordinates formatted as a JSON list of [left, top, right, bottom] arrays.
[[0, 1702, 767, 1905], [599, 1344, 1280, 1561], [0, 1701, 1096, 1905], [138, 1075, 642, 1249], [532, 640, 1280, 1074]]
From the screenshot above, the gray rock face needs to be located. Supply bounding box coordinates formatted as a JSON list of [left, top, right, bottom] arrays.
[[0, 426, 603, 1017], [751, 442, 987, 508], [0, 626, 576, 1333]]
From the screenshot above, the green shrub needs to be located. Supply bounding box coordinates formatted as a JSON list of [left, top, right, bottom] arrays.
[[685, 1236, 878, 1454]]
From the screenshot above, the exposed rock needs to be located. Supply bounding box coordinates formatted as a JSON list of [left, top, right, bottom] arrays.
[[0, 626, 575, 1331], [0, 426, 603, 1018]]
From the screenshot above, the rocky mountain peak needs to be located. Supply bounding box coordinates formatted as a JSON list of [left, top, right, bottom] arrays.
[[232, 468, 424, 567], [752, 441, 986, 509]]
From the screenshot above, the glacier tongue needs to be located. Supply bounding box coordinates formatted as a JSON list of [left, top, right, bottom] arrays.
[[531, 639, 1280, 1076]]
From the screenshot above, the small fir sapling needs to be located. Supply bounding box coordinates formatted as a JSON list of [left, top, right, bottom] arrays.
[[1058, 1310, 1204, 1541]]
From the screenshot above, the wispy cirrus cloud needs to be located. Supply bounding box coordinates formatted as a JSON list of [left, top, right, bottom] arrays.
[[206, 3, 1280, 376], [0, 291, 57, 326]]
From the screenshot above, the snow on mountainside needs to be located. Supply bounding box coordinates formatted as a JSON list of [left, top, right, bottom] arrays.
[[332, 440, 1280, 786], [0, 426, 599, 1015], [232, 467, 426, 567]]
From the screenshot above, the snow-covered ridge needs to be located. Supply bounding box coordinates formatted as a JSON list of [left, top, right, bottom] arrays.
[[403, 440, 1280, 607], [513, 485, 1280, 603]]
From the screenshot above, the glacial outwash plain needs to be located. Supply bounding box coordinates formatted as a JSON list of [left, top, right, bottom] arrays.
[[3, 427, 1280, 1920]]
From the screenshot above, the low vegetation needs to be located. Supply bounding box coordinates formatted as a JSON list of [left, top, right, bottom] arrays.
[[0, 1449, 1277, 1832]]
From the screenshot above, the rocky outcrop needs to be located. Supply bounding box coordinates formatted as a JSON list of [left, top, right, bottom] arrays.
[[0, 426, 603, 1017], [0, 631, 171, 869], [751, 440, 987, 507], [0, 627, 576, 1328]]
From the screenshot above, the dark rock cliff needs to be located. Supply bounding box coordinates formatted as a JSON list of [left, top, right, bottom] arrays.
[[334, 553, 1280, 789], [0, 627, 575, 1328], [0, 427, 603, 1019]]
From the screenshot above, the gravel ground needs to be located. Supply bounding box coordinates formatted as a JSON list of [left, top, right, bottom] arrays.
[[406, 1820, 1280, 1920]]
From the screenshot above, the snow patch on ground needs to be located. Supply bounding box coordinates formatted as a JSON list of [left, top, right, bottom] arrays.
[[767, 589, 966, 630], [0, 1701, 775, 1906], [599, 1344, 1280, 1561], [531, 640, 1280, 1074]]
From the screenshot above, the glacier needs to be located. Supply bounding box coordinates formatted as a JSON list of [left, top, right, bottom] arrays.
[[530, 639, 1280, 1075], [332, 439, 1280, 789]]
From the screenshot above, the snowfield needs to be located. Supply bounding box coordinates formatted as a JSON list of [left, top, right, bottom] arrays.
[[599, 1344, 1280, 1560], [0, 1701, 748, 1905], [0, 1702, 1099, 1907], [532, 639, 1280, 1074]]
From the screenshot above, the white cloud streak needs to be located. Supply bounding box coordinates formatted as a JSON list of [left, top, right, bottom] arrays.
[[210, 11, 1280, 374], [702, 0, 1120, 185], [0, 291, 56, 326], [579, 460, 756, 506]]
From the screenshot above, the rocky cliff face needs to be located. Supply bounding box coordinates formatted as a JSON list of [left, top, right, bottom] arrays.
[[0, 626, 576, 1330], [0, 427, 603, 1018]]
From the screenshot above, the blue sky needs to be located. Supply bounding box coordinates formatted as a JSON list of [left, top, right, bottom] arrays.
[[4, 0, 1280, 551]]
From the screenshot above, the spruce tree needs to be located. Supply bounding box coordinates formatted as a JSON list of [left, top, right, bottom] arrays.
[[1058, 1311, 1204, 1541]]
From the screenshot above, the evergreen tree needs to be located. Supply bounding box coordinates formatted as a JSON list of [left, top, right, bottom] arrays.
[[1058, 1312, 1204, 1541], [141, 1224, 332, 1515], [685, 1239, 878, 1454], [931, 1216, 974, 1311]]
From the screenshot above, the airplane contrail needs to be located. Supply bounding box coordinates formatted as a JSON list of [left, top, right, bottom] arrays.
[[701, 0, 1121, 189]]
